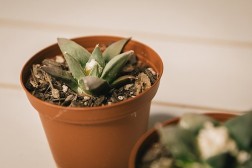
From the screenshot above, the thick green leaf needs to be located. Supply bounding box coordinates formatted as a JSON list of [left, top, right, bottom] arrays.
[[79, 76, 110, 96], [41, 66, 78, 92], [103, 37, 131, 62], [88, 44, 105, 68], [238, 158, 252, 168], [64, 52, 85, 81], [57, 38, 90, 68], [179, 113, 219, 134], [206, 153, 236, 168], [225, 112, 252, 150], [101, 50, 134, 84], [111, 75, 135, 88], [158, 126, 199, 162]]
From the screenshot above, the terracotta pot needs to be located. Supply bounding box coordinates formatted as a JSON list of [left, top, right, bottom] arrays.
[[129, 112, 238, 168], [20, 35, 163, 168]]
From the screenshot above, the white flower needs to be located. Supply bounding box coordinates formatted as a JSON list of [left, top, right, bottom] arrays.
[[85, 59, 98, 71], [197, 122, 237, 160], [85, 59, 103, 75]]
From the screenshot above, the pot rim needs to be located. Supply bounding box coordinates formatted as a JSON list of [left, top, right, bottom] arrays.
[[20, 35, 163, 124], [129, 112, 239, 168]]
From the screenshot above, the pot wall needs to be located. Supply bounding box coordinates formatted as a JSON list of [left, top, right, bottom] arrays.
[[39, 103, 150, 168], [21, 35, 163, 168]]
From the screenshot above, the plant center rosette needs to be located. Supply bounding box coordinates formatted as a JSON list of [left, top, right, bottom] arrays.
[[141, 112, 252, 168], [25, 37, 158, 107]]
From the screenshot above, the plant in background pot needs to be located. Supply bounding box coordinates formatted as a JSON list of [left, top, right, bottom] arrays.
[[20, 35, 163, 168], [129, 112, 252, 168]]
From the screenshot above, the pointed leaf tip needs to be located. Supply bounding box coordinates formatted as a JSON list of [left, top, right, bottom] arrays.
[[57, 38, 91, 67], [103, 37, 131, 62], [88, 44, 105, 69]]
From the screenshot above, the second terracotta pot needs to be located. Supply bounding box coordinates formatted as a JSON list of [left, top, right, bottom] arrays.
[[20, 35, 163, 168], [129, 112, 237, 168]]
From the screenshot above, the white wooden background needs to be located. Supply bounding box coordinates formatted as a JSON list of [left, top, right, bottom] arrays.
[[1, 0, 252, 167]]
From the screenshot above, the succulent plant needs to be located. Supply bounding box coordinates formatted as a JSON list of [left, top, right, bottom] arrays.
[[42, 37, 135, 96], [151, 112, 252, 168]]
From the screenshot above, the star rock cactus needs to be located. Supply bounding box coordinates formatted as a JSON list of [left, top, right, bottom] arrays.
[[42, 37, 135, 96]]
